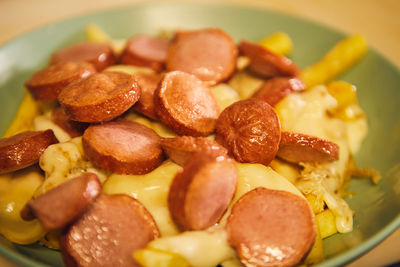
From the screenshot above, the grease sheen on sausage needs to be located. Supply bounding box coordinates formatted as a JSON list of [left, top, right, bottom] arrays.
[[166, 28, 238, 85], [216, 98, 281, 166], [154, 71, 220, 136], [168, 151, 237, 230], [120, 35, 169, 72], [23, 173, 101, 231], [50, 42, 116, 71], [25, 61, 96, 101], [0, 130, 58, 174], [277, 131, 339, 163], [82, 119, 164, 175], [58, 72, 141, 123], [252, 77, 305, 106], [60, 194, 160, 267], [239, 40, 300, 78], [160, 136, 227, 166], [226, 187, 316, 267]]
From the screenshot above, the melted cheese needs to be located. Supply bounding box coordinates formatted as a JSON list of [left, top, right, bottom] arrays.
[[210, 83, 240, 111], [0, 166, 46, 244], [147, 231, 236, 267], [102, 161, 181, 236], [33, 114, 71, 143], [138, 162, 302, 266], [35, 137, 107, 197], [234, 163, 302, 201], [124, 112, 177, 138]]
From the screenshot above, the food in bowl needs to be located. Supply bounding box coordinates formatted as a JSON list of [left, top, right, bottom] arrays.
[[0, 24, 376, 266]]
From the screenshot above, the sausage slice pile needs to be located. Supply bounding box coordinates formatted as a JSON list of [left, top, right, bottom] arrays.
[[0, 26, 347, 267]]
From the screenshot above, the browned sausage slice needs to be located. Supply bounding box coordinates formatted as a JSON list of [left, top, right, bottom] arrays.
[[120, 35, 169, 72], [154, 71, 220, 136], [277, 132, 339, 163], [82, 119, 164, 175], [226, 187, 316, 267], [25, 61, 96, 101], [58, 72, 141, 123], [60, 194, 160, 267], [168, 151, 237, 230], [0, 130, 58, 174], [160, 136, 227, 166], [252, 77, 305, 106], [50, 42, 116, 71], [215, 98, 281, 166], [239, 40, 300, 78], [166, 28, 238, 85], [132, 72, 161, 120], [22, 173, 101, 231], [52, 107, 88, 137]]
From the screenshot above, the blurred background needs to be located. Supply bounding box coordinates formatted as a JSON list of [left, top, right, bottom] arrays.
[[0, 0, 399, 266]]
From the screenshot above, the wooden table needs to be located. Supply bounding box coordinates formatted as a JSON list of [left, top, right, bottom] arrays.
[[0, 0, 399, 266]]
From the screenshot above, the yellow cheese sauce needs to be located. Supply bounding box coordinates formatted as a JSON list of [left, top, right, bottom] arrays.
[[0, 166, 46, 244], [102, 160, 181, 237]]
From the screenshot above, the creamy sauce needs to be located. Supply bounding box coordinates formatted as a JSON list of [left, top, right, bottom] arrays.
[[34, 114, 71, 142], [102, 160, 181, 237], [36, 137, 108, 197], [0, 166, 46, 244]]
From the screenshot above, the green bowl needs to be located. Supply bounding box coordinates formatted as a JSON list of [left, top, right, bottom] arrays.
[[0, 2, 399, 267]]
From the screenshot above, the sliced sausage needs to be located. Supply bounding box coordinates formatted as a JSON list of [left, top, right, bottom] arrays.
[[0, 130, 58, 174], [168, 151, 237, 230], [52, 107, 88, 137], [132, 72, 161, 120], [60, 194, 160, 267], [25, 61, 96, 101], [239, 40, 300, 78], [160, 136, 227, 166], [215, 98, 281, 166], [277, 132, 339, 163], [22, 173, 101, 231], [252, 77, 305, 106], [154, 71, 220, 136], [50, 42, 116, 71], [58, 72, 141, 123], [226, 187, 316, 267], [166, 28, 238, 85], [82, 119, 164, 175], [120, 35, 169, 72]]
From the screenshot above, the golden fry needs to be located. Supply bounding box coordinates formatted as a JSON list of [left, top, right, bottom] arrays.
[[3, 91, 40, 137], [259, 32, 293, 55], [301, 34, 367, 87]]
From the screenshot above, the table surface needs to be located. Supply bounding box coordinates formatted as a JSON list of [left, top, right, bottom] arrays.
[[0, 0, 399, 266]]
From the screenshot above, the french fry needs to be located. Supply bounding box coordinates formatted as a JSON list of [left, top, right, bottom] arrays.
[[259, 32, 293, 55], [305, 193, 325, 214], [133, 248, 190, 267], [85, 23, 126, 55], [85, 23, 111, 42], [316, 209, 338, 239], [301, 34, 367, 88], [304, 221, 324, 265], [327, 80, 366, 121], [327, 81, 358, 109], [269, 158, 300, 184], [3, 91, 40, 137]]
